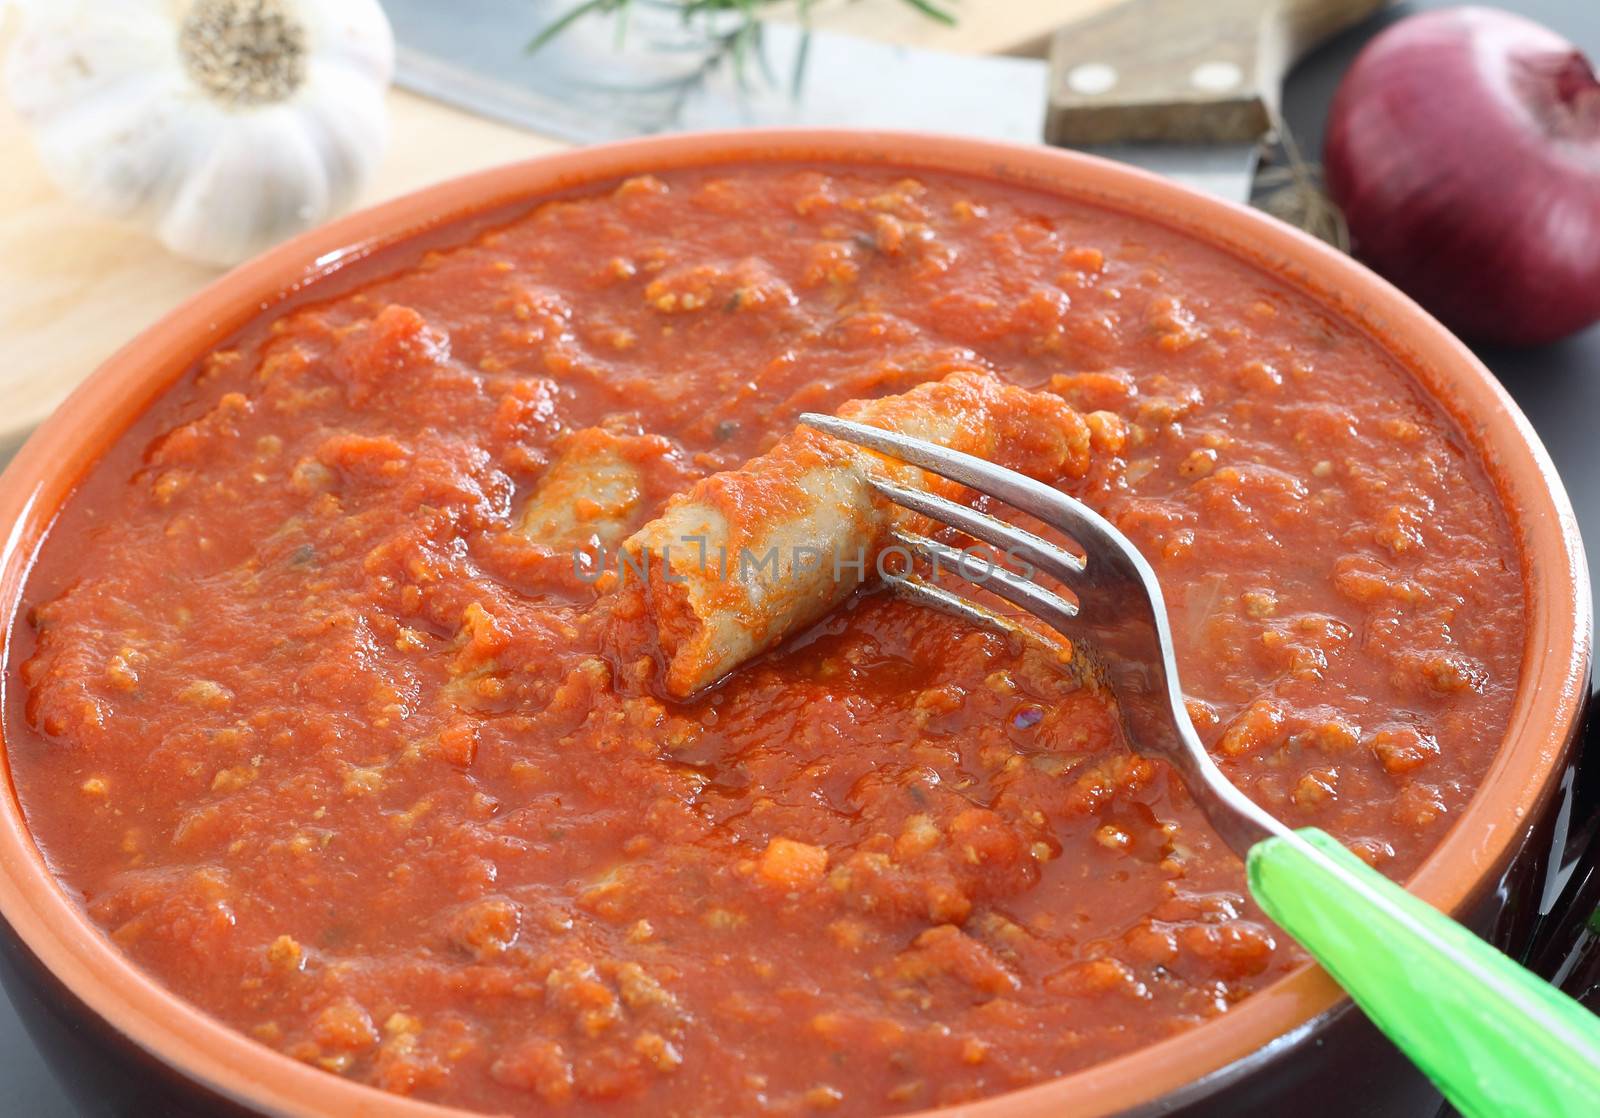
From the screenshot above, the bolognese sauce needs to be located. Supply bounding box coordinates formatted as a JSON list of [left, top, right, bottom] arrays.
[[8, 165, 1524, 1115]]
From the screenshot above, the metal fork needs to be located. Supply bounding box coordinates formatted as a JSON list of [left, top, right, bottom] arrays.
[[802, 410, 1283, 859], [799, 411, 1600, 1118]]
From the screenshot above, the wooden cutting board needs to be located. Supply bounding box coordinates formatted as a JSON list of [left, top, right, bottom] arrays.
[[0, 1, 1108, 456]]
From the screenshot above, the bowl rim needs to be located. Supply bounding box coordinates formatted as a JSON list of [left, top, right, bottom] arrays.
[[0, 128, 1590, 1118]]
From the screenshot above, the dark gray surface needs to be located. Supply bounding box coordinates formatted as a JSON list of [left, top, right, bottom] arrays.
[[2, 1, 1597, 1114], [0, 989, 78, 1114]]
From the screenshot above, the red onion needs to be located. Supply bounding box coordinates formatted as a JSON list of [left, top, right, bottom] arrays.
[[1325, 7, 1600, 347]]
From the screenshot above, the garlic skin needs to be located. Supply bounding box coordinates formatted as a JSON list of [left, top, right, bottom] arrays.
[[6, 0, 394, 266]]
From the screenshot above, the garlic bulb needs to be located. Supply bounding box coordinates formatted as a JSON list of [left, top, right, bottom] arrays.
[[6, 0, 394, 266]]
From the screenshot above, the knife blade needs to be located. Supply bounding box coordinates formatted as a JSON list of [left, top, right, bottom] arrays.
[[389, 1, 1051, 145], [386, 0, 1381, 208], [1072, 142, 1258, 207]]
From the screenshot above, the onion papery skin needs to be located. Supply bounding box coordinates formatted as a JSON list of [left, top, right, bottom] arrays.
[[1325, 7, 1600, 347]]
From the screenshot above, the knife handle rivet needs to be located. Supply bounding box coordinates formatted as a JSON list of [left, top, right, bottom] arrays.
[[1190, 61, 1243, 94], [1065, 62, 1118, 97]]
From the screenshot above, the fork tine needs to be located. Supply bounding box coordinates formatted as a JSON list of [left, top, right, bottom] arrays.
[[886, 575, 1079, 671], [892, 529, 1080, 631], [869, 476, 1086, 582], [883, 571, 1025, 635], [799, 412, 1110, 548]]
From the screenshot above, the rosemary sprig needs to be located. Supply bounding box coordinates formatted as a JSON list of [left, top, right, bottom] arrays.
[[896, 0, 957, 24], [529, 0, 957, 93], [528, 0, 619, 53]]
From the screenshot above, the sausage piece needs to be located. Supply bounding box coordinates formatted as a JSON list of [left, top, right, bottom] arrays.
[[619, 369, 1091, 698]]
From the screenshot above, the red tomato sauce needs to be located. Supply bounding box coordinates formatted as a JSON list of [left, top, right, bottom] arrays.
[[7, 166, 1525, 1115]]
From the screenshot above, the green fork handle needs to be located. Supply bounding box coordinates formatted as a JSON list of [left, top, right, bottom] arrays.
[[1247, 828, 1600, 1118]]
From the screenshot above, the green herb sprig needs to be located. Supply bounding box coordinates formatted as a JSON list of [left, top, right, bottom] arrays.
[[530, 1, 956, 97]]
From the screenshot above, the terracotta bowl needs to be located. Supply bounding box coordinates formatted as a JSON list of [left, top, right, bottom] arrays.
[[0, 131, 1590, 1118]]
